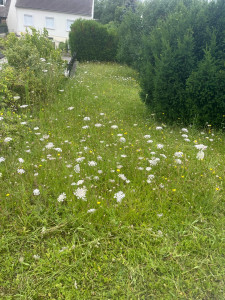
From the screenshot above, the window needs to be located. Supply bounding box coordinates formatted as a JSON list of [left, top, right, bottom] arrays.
[[0, 0, 5, 6], [24, 14, 33, 27], [66, 20, 74, 32], [45, 17, 54, 30]]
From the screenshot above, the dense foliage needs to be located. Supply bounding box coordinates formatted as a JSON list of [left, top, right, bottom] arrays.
[[117, 0, 225, 127], [69, 19, 118, 62], [94, 0, 125, 24], [0, 28, 66, 109]]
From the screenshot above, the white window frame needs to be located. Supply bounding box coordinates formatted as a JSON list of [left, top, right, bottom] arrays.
[[0, 0, 5, 6], [45, 17, 55, 30], [24, 14, 33, 27], [66, 19, 74, 32]]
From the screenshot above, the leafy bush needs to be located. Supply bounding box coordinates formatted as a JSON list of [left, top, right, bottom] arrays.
[[0, 28, 66, 109], [69, 19, 118, 62]]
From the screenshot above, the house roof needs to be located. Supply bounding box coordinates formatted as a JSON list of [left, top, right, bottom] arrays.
[[15, 0, 93, 17], [0, 0, 11, 18]]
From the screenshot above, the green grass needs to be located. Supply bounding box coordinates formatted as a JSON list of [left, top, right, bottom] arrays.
[[0, 62, 225, 299]]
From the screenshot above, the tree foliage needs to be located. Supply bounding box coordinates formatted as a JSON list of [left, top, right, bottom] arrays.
[[94, 0, 125, 24]]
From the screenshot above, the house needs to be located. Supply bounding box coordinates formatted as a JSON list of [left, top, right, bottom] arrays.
[[6, 0, 94, 45]]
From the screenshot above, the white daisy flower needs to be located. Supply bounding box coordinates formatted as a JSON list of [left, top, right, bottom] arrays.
[[57, 193, 66, 202], [76, 157, 85, 163], [118, 174, 127, 181], [33, 189, 40, 196], [148, 158, 160, 166], [157, 144, 164, 149], [88, 161, 97, 167], [74, 164, 80, 173], [45, 142, 54, 149], [43, 134, 50, 139], [74, 186, 87, 201], [4, 137, 12, 143], [83, 117, 90, 121], [175, 159, 182, 164], [196, 150, 204, 160], [114, 191, 125, 203], [76, 180, 84, 186], [87, 209, 96, 213], [119, 137, 126, 143], [174, 152, 183, 158], [147, 174, 155, 183], [17, 169, 25, 174], [195, 144, 207, 151]]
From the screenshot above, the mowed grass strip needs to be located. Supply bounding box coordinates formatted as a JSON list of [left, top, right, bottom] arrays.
[[0, 63, 224, 299]]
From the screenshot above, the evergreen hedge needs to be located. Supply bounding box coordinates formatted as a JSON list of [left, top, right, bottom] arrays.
[[69, 19, 118, 62], [117, 0, 225, 128]]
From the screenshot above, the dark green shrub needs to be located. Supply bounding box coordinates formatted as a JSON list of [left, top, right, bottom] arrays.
[[137, 0, 225, 127], [186, 49, 225, 127], [69, 19, 118, 62], [116, 11, 143, 68]]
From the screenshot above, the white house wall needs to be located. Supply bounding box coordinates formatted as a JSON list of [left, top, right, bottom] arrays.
[[11, 7, 92, 44], [7, 0, 18, 33]]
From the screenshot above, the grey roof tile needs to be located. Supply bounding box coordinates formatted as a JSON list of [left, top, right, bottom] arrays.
[[16, 0, 93, 17]]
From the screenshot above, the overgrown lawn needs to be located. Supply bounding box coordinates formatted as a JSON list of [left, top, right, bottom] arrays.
[[0, 63, 224, 299]]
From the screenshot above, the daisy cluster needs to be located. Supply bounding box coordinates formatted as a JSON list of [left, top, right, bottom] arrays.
[[1, 100, 222, 219]]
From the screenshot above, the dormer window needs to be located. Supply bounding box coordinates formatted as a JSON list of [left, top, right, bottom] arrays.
[[0, 0, 5, 6]]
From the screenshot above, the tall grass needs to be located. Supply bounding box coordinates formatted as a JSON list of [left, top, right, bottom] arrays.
[[0, 63, 224, 299]]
